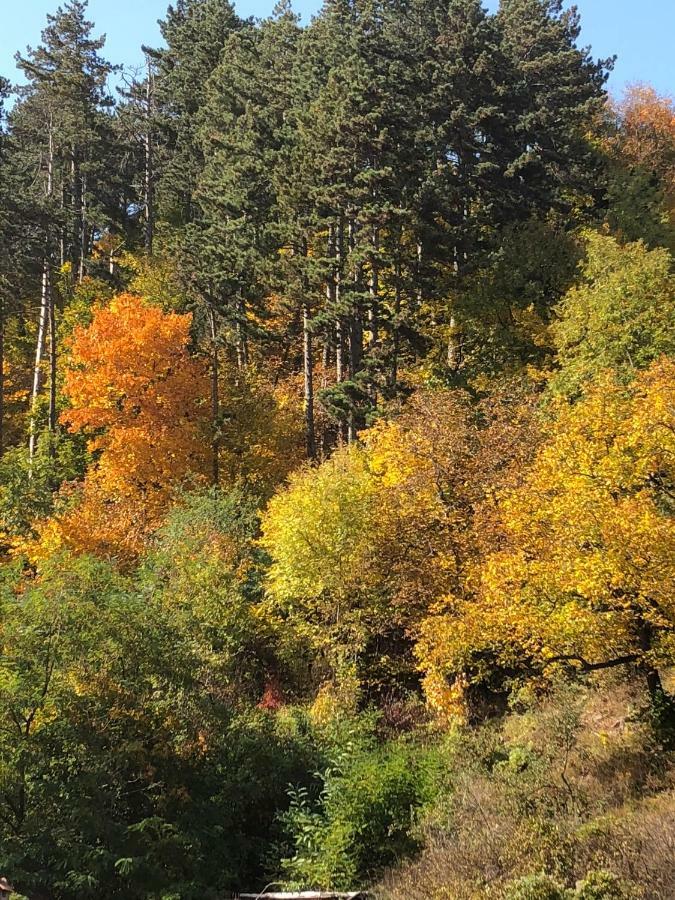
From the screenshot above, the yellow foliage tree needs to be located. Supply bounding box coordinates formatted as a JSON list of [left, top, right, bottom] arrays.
[[418, 359, 675, 719], [261, 381, 541, 690]]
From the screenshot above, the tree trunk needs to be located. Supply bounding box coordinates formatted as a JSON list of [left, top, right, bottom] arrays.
[[637, 618, 667, 702], [0, 296, 4, 457], [236, 293, 248, 371], [369, 226, 379, 347], [208, 306, 220, 487], [48, 278, 57, 442], [347, 221, 363, 444], [447, 313, 463, 372], [79, 173, 87, 282], [71, 145, 83, 281], [391, 231, 402, 391], [303, 303, 316, 460], [335, 215, 345, 384], [29, 122, 54, 468], [144, 55, 155, 255], [29, 262, 50, 467]]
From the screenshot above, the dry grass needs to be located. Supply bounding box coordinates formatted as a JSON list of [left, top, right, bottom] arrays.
[[377, 679, 675, 900]]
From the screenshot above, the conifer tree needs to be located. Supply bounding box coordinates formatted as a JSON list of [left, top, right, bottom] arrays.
[[151, 0, 241, 227], [13, 0, 117, 460], [497, 0, 611, 216]]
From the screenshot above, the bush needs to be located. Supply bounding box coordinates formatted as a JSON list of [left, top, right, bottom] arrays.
[[279, 715, 440, 890], [504, 874, 571, 900], [574, 870, 637, 900]]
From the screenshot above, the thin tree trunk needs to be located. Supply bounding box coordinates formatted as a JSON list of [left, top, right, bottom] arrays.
[[144, 55, 155, 255], [79, 173, 87, 282], [335, 215, 345, 385], [71, 145, 82, 281], [48, 280, 57, 443], [208, 306, 220, 487], [303, 303, 316, 460], [29, 262, 50, 468], [0, 297, 4, 457], [369, 226, 379, 347], [236, 293, 248, 371], [29, 121, 54, 469], [637, 618, 667, 702], [447, 313, 463, 372], [391, 229, 402, 391], [348, 217, 362, 378], [347, 215, 363, 444]]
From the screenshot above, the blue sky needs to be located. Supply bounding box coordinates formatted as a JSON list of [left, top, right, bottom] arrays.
[[1, 0, 673, 100]]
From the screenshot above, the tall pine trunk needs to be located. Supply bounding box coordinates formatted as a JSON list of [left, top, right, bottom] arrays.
[[0, 296, 4, 457], [335, 215, 345, 387], [29, 261, 50, 468], [48, 281, 57, 444], [369, 226, 379, 346], [71, 145, 83, 282], [208, 306, 220, 487], [29, 119, 54, 469], [303, 303, 316, 460], [144, 55, 155, 255]]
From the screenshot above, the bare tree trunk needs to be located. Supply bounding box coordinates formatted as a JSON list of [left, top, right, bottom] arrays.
[[71, 145, 82, 281], [447, 313, 463, 372], [208, 306, 220, 487], [303, 303, 316, 460], [79, 173, 87, 282], [0, 297, 4, 457], [369, 226, 379, 347], [144, 54, 155, 255], [347, 217, 362, 378], [29, 121, 54, 469], [637, 618, 667, 703], [29, 262, 50, 468], [391, 229, 402, 391], [335, 215, 345, 385], [48, 280, 57, 443]]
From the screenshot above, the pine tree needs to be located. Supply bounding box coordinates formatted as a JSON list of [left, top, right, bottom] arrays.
[[497, 0, 612, 216], [150, 0, 241, 227], [13, 0, 117, 461]]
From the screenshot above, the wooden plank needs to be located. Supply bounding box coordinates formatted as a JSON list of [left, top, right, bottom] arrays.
[[238, 893, 365, 899]]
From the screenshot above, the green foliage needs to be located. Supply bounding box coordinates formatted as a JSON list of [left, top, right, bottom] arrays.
[[280, 715, 439, 890], [0, 431, 88, 549], [551, 232, 675, 397], [504, 874, 571, 900], [0, 544, 324, 899], [503, 869, 639, 900], [141, 486, 274, 701], [574, 870, 636, 900]]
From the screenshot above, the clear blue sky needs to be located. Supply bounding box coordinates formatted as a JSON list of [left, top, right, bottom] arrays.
[[1, 0, 673, 99]]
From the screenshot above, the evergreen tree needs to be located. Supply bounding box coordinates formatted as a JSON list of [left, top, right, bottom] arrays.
[[13, 0, 117, 460], [497, 0, 612, 216], [151, 0, 242, 227]]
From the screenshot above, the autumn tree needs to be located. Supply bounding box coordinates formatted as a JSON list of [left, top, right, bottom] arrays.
[[551, 231, 675, 398], [419, 360, 675, 719], [261, 379, 541, 696], [601, 84, 675, 249], [55, 293, 210, 560]]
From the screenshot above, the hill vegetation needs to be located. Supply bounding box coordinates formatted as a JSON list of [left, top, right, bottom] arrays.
[[0, 1, 673, 898]]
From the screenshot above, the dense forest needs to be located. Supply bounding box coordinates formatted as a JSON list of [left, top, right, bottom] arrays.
[[0, 0, 674, 897]]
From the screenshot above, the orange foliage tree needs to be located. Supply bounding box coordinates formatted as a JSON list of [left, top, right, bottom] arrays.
[[616, 85, 675, 197], [57, 293, 211, 561]]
